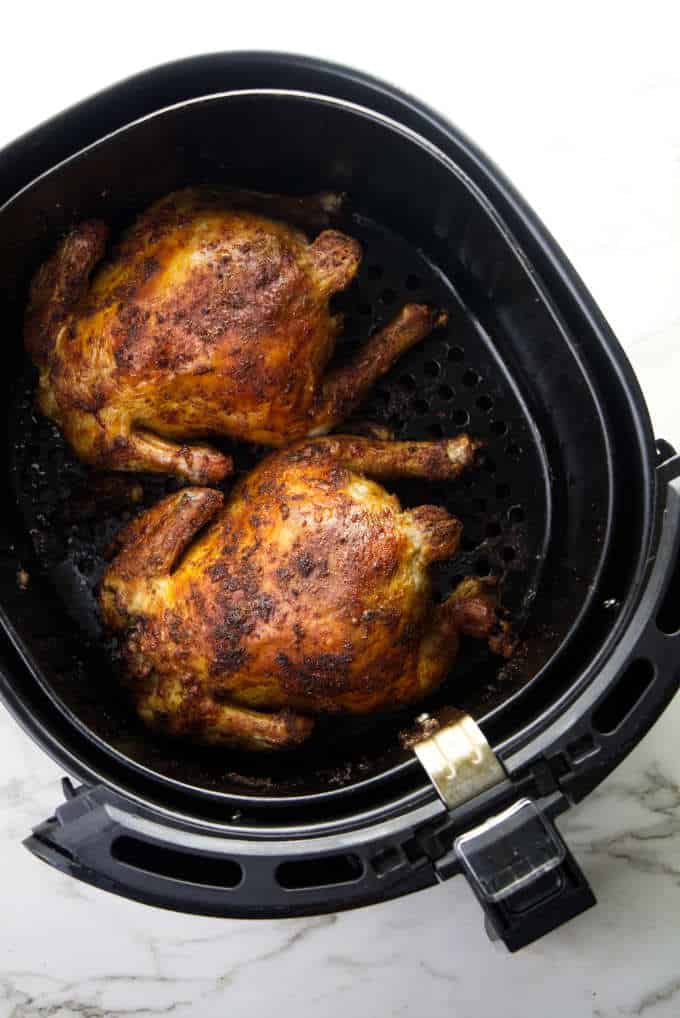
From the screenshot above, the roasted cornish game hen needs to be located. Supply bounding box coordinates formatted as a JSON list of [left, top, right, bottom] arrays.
[[100, 436, 513, 750], [25, 188, 447, 483]]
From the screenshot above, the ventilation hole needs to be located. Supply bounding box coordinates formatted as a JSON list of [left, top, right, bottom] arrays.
[[359, 302, 372, 316], [112, 837, 243, 888], [428, 421, 445, 438], [486, 521, 502, 538], [367, 264, 383, 280], [496, 482, 510, 499], [462, 370, 481, 387], [508, 505, 525, 524], [447, 345, 464, 362], [592, 659, 655, 734], [474, 497, 487, 513], [452, 409, 470, 427], [405, 273, 422, 291], [483, 457, 497, 474], [424, 360, 441, 378], [380, 287, 397, 305], [399, 374, 417, 394], [276, 854, 364, 889], [475, 556, 491, 576], [413, 398, 429, 415], [438, 383, 455, 401], [506, 441, 522, 459], [476, 395, 494, 412], [657, 548, 680, 634], [491, 420, 508, 436], [502, 546, 516, 562]]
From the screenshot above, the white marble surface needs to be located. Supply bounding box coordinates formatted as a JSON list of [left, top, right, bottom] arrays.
[[1, 5, 679, 1016]]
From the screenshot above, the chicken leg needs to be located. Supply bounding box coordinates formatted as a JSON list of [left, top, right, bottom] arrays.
[[101, 486, 315, 749], [417, 577, 515, 694], [310, 305, 449, 433], [293, 433, 480, 480]]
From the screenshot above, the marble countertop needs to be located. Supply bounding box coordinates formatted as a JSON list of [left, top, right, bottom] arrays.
[[1, 7, 678, 1017]]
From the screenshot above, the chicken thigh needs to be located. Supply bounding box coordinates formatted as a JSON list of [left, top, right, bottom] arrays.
[[99, 435, 512, 751], [25, 188, 447, 483]]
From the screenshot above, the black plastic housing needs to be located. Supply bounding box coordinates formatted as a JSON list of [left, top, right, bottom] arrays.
[[0, 54, 676, 946]]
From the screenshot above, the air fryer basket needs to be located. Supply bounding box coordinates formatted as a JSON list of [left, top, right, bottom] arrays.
[[1, 91, 611, 800], [0, 57, 677, 946]]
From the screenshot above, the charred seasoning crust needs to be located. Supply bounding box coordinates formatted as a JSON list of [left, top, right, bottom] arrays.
[[98, 437, 512, 749], [24, 220, 108, 367], [24, 191, 351, 465], [24, 188, 448, 482]]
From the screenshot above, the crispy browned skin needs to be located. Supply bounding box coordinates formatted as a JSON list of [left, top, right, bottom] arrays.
[[99, 435, 511, 751], [25, 188, 447, 483]]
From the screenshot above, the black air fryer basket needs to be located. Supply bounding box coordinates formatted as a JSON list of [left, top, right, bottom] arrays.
[[0, 53, 678, 952]]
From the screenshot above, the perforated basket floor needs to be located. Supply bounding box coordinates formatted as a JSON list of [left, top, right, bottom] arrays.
[[8, 212, 551, 796]]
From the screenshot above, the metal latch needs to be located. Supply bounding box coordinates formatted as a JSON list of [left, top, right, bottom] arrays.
[[411, 710, 596, 951]]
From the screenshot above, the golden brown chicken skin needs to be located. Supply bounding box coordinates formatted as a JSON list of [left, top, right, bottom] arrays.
[[25, 189, 447, 483], [99, 435, 512, 751]]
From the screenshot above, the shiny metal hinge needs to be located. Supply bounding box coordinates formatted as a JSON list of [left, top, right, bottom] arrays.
[[410, 708, 506, 809]]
